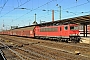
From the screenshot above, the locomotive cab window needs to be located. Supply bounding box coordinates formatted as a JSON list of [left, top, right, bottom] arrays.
[[64, 26, 68, 30], [70, 26, 78, 30]]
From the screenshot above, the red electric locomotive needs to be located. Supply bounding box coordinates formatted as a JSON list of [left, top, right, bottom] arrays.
[[35, 24, 80, 42]]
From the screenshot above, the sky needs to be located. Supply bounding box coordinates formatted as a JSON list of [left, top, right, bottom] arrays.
[[0, 0, 90, 30]]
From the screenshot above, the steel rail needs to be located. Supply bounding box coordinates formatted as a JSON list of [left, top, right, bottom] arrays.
[[0, 49, 7, 60], [35, 43, 90, 58], [0, 41, 32, 60]]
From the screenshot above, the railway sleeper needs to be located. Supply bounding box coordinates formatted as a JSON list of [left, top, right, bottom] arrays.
[[17, 48, 55, 60]]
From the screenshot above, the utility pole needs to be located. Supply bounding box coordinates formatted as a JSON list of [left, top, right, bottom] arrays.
[[52, 10, 54, 22], [35, 13, 36, 22], [59, 6, 61, 20], [3, 20, 4, 27], [33, 13, 37, 24], [40, 20, 41, 24], [3, 20, 4, 31]]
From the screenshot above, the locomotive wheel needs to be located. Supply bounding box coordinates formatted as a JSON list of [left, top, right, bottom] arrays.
[[57, 37, 61, 42], [65, 40, 68, 43]]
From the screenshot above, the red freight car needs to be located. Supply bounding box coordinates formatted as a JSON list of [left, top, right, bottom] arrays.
[[20, 26, 35, 37], [9, 26, 35, 37], [35, 24, 80, 42]]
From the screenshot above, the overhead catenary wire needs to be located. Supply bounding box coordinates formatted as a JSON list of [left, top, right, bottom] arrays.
[[62, 10, 90, 19], [86, 0, 89, 2], [0, 0, 31, 18], [11, 0, 56, 26], [14, 0, 56, 20], [37, 0, 64, 21], [0, 0, 32, 30], [1, 0, 88, 17], [56, 0, 90, 20], [62, 1, 90, 11], [17, 0, 19, 7], [0, 0, 90, 28], [14, 0, 90, 21], [0, 0, 9, 14], [0, 0, 90, 19]]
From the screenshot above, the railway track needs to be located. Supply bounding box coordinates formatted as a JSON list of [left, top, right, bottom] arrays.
[[1, 35, 90, 57], [0, 35, 90, 60], [0, 42, 31, 60], [37, 41, 90, 57], [24, 43, 89, 60], [15, 47, 56, 60], [1, 35, 90, 49]]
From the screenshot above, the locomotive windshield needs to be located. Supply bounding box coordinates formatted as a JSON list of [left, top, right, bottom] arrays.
[[70, 26, 78, 30]]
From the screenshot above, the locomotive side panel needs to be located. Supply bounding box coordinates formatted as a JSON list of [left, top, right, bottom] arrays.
[[61, 25, 69, 38], [35, 26, 61, 38], [35, 25, 71, 38]]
